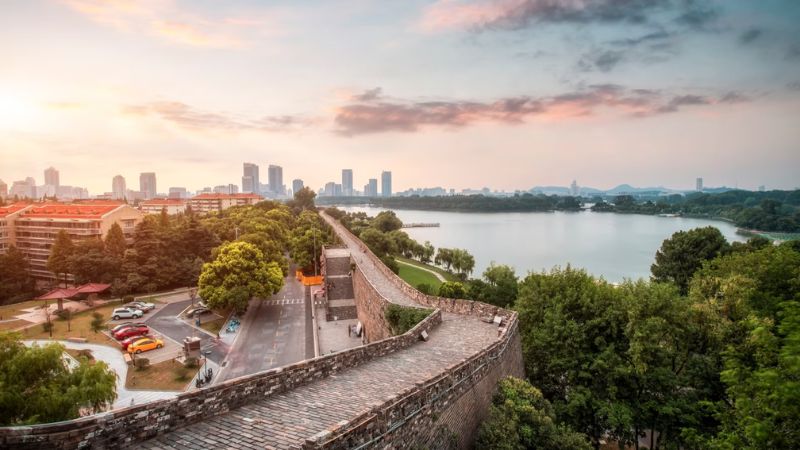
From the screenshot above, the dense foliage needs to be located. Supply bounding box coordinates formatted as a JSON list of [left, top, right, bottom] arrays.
[[0, 333, 117, 425], [324, 193, 584, 212], [476, 377, 592, 450], [0, 246, 35, 305], [384, 304, 432, 335], [651, 226, 730, 294], [594, 190, 800, 233]]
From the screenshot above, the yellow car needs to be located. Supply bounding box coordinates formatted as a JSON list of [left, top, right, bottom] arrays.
[[127, 337, 164, 354]]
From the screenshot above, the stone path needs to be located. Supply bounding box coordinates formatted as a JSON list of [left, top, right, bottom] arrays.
[[140, 214, 498, 449]]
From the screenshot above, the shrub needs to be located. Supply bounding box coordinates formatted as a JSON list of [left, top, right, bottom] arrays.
[[90, 312, 105, 333], [55, 309, 72, 321], [123, 295, 135, 303], [184, 357, 200, 368], [380, 255, 399, 274], [416, 283, 433, 295], [385, 304, 432, 335], [41, 321, 53, 333]]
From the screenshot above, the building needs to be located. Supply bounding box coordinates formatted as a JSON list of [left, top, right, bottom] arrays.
[[44, 167, 60, 188], [268, 165, 283, 196], [292, 179, 304, 196], [0, 203, 32, 253], [10, 201, 143, 280], [342, 169, 353, 196], [10, 178, 36, 199], [55, 186, 88, 201], [189, 193, 262, 214], [168, 187, 187, 199], [696, 177, 703, 192], [570, 180, 579, 196], [139, 172, 157, 199], [381, 171, 392, 197], [334, 183, 342, 197], [364, 178, 378, 197], [0, 179, 7, 199], [112, 175, 126, 200], [324, 182, 336, 197], [126, 190, 146, 202], [242, 163, 260, 194], [140, 198, 188, 215]]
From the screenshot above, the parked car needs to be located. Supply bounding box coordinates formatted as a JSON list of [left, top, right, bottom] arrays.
[[126, 301, 155, 312], [110, 322, 147, 334], [128, 337, 164, 354], [120, 334, 154, 350], [114, 324, 149, 340], [185, 306, 211, 318], [111, 307, 143, 321]]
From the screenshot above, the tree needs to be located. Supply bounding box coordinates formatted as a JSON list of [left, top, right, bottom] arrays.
[[482, 263, 518, 307], [289, 186, 317, 211], [47, 230, 74, 288], [104, 223, 127, 259], [359, 228, 397, 258], [421, 241, 435, 263], [198, 241, 284, 313], [0, 334, 116, 425], [651, 226, 730, 294], [69, 239, 112, 284], [450, 248, 475, 278], [0, 246, 36, 305], [371, 210, 403, 233], [476, 377, 592, 450], [437, 281, 466, 299]]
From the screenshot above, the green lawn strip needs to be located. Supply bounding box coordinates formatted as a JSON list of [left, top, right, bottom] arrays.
[[126, 358, 198, 391], [19, 300, 124, 345], [396, 256, 458, 282], [0, 299, 46, 321], [398, 264, 443, 291]]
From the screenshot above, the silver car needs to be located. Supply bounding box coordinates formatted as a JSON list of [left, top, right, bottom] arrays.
[[112, 307, 144, 320]]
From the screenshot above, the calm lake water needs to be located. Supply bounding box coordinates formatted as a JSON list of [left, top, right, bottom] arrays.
[[339, 206, 745, 282]]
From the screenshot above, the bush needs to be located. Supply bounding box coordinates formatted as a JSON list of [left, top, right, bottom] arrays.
[[184, 357, 199, 368], [55, 309, 72, 321], [41, 321, 53, 333], [90, 312, 105, 333], [416, 283, 433, 295], [380, 255, 399, 274], [385, 304, 432, 335], [76, 349, 94, 361]]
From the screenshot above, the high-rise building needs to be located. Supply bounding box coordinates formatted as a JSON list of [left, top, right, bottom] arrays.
[[334, 184, 342, 197], [324, 182, 335, 197], [268, 165, 283, 195], [570, 180, 579, 196], [112, 175, 126, 200], [10, 178, 36, 199], [139, 172, 157, 199], [758, 185, 766, 192], [44, 167, 60, 187], [292, 179, 304, 196], [342, 169, 353, 196], [696, 177, 703, 192], [0, 180, 7, 199], [168, 187, 187, 199], [365, 178, 378, 197], [381, 171, 392, 197], [242, 162, 260, 193]]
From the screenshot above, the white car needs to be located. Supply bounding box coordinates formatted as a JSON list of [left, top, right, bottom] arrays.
[[112, 307, 144, 320], [126, 301, 155, 312]]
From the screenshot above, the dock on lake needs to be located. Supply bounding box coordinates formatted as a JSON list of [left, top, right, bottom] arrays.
[[402, 223, 440, 228]]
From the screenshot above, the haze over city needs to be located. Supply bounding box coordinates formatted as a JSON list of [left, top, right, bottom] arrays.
[[2, 0, 799, 193]]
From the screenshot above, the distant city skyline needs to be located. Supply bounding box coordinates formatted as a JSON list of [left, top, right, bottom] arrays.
[[1, 1, 798, 194]]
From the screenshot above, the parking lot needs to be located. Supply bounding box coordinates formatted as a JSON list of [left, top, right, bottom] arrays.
[[105, 302, 183, 364]]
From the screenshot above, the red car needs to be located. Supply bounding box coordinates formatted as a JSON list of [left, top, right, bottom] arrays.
[[120, 334, 153, 350], [114, 325, 149, 340]]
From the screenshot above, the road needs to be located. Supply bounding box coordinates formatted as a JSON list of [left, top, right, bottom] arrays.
[[145, 300, 228, 364], [219, 265, 314, 382]]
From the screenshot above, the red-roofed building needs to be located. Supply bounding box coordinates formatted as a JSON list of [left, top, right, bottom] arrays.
[[0, 203, 33, 253], [189, 193, 262, 214], [10, 202, 143, 280], [140, 198, 188, 215]]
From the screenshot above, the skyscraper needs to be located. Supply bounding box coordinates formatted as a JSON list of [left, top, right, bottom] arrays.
[[112, 175, 126, 200], [292, 179, 304, 195], [696, 177, 703, 192], [570, 180, 579, 196], [342, 169, 353, 196], [268, 165, 283, 195], [324, 182, 335, 197], [44, 167, 60, 187], [0, 179, 7, 199], [381, 171, 392, 197], [366, 178, 378, 197], [242, 162, 260, 193], [139, 172, 157, 199]]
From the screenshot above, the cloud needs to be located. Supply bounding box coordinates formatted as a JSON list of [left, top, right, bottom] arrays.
[[60, 0, 270, 48], [419, 0, 718, 32], [123, 101, 316, 132], [787, 81, 800, 91], [578, 50, 624, 72], [333, 85, 751, 135], [738, 28, 763, 45]]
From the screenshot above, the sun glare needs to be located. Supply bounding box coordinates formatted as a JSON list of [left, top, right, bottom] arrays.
[[0, 91, 39, 130]]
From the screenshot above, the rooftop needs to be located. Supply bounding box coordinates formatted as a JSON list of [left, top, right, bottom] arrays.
[[141, 198, 187, 205], [191, 193, 262, 200], [20, 203, 123, 220], [0, 203, 32, 219]]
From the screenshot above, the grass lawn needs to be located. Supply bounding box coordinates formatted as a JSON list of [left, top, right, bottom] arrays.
[[0, 319, 33, 332], [398, 264, 443, 291], [19, 301, 123, 345], [396, 257, 458, 282], [0, 299, 45, 321], [126, 359, 199, 391]]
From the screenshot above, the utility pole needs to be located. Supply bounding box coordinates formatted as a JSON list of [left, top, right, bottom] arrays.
[[313, 226, 318, 277]]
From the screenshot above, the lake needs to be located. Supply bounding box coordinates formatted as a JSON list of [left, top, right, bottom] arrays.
[[338, 206, 746, 282]]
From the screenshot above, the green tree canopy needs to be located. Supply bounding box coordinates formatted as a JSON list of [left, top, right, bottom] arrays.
[[0, 246, 36, 305], [437, 281, 466, 299], [47, 230, 74, 287], [480, 263, 518, 307], [104, 222, 127, 259], [651, 226, 730, 294], [476, 377, 592, 450], [198, 241, 284, 312], [0, 334, 117, 425], [371, 210, 403, 233], [359, 228, 397, 258]]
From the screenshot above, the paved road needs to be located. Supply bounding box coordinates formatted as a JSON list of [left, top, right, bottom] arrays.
[[145, 299, 228, 364], [219, 265, 314, 382]]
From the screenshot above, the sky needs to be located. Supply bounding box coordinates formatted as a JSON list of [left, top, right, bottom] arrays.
[[1, 0, 799, 195]]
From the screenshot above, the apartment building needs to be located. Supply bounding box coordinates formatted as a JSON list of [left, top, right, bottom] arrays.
[[10, 201, 143, 280], [189, 193, 263, 214], [140, 198, 188, 215], [0, 204, 33, 253]]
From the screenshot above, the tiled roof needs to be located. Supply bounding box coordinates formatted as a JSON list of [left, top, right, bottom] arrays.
[[21, 203, 122, 219], [191, 193, 262, 200], [0, 203, 32, 218]]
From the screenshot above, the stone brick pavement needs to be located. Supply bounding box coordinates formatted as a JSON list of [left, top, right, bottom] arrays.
[[140, 215, 499, 449]]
